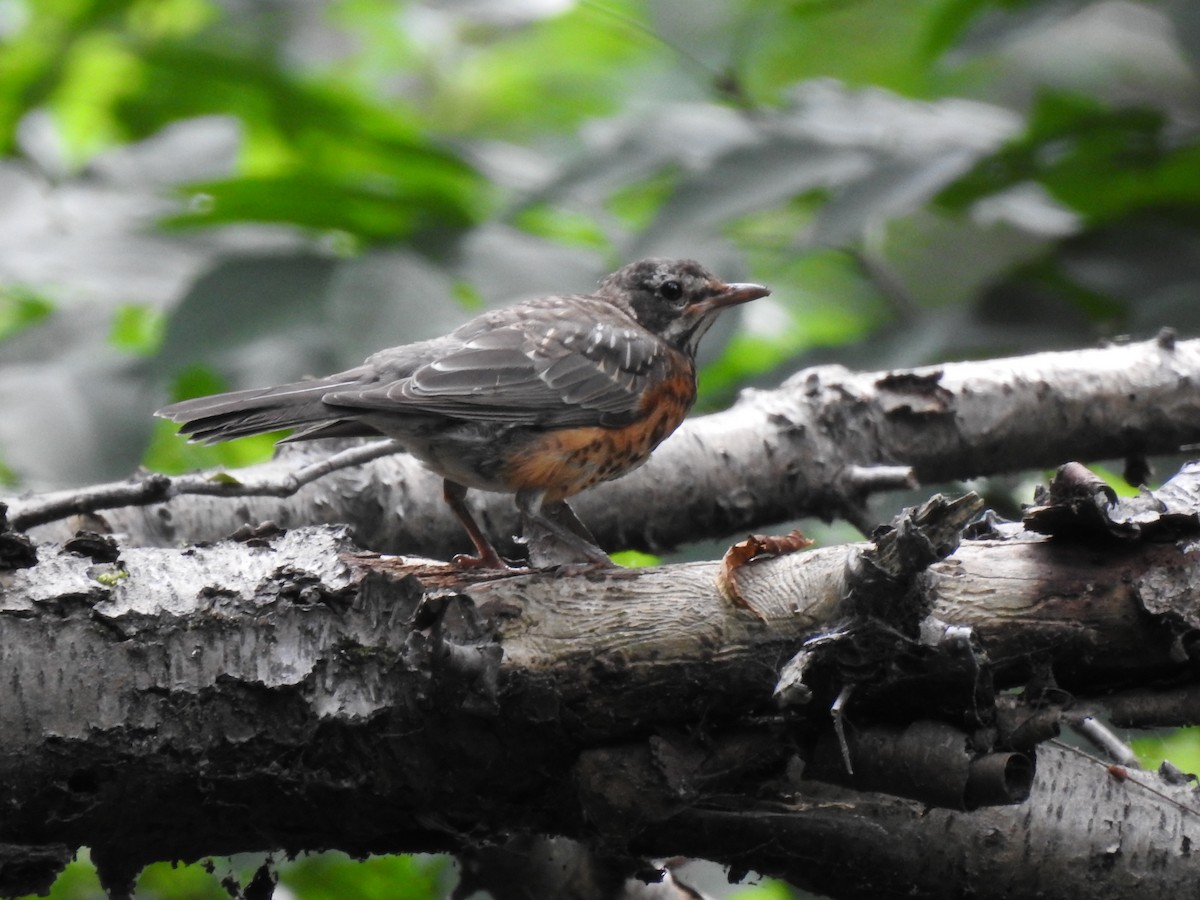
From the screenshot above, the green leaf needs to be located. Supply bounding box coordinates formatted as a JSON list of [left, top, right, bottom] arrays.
[[109, 303, 166, 355], [103, 41, 489, 239], [430, 0, 654, 139], [0, 0, 143, 155], [135, 859, 231, 899], [0, 455, 17, 489], [451, 280, 485, 312], [278, 852, 450, 900], [93, 38, 484, 239], [939, 91, 1200, 224], [142, 366, 282, 474], [742, 0, 957, 101], [919, 0, 1053, 62], [49, 30, 144, 162], [163, 170, 479, 242], [512, 203, 611, 250], [163, 363, 225, 402], [126, 0, 216, 40], [729, 878, 799, 900], [144, 418, 281, 475], [0, 288, 54, 342], [1131, 726, 1200, 774], [919, 0, 991, 61], [610, 549, 661, 568], [606, 168, 681, 231], [15, 850, 104, 900], [24, 853, 281, 900]]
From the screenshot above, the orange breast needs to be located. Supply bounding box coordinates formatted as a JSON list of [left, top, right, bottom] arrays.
[[502, 376, 695, 502]]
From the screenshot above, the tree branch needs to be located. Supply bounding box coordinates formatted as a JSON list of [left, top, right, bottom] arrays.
[[2, 461, 1200, 896], [9, 336, 1200, 559], [6, 441, 403, 532]]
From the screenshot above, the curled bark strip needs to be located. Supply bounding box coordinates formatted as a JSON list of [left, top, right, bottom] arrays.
[[716, 530, 813, 619], [1026, 460, 1200, 545], [805, 719, 1035, 811]]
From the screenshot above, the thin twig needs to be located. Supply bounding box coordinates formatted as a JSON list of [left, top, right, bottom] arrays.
[[1068, 715, 1141, 769], [8, 441, 403, 532], [1050, 739, 1200, 818]]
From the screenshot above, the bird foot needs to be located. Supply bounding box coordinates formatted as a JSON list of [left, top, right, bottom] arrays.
[[450, 551, 529, 573], [546, 557, 619, 577]]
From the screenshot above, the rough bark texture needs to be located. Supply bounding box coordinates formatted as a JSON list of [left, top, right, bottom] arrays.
[[638, 744, 1200, 900], [2, 492, 1199, 897], [12, 335, 1200, 556]]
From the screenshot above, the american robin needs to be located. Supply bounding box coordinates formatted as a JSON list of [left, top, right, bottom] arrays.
[[157, 258, 770, 568]]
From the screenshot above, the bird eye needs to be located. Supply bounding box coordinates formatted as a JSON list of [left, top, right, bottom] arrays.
[[658, 280, 683, 302]]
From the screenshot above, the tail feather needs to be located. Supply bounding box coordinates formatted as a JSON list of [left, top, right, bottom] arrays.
[[157, 377, 367, 444]]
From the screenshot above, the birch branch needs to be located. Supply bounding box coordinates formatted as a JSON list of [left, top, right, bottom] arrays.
[[2, 461, 1199, 896], [7, 335, 1199, 558]]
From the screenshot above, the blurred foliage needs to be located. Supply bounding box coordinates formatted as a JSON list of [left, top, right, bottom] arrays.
[[278, 852, 451, 900], [3, 0, 1200, 896], [939, 90, 1200, 225], [4, 0, 486, 239], [729, 879, 799, 900], [143, 365, 280, 473], [15, 852, 102, 900], [1132, 726, 1200, 774], [610, 547, 662, 567], [143, 415, 280, 474], [512, 202, 611, 251], [1092, 465, 1139, 497], [109, 303, 166, 354], [0, 286, 54, 342], [17, 851, 451, 900]]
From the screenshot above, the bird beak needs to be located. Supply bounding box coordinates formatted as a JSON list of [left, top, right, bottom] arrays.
[[695, 280, 771, 314]]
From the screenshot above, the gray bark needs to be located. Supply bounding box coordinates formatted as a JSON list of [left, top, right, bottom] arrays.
[[1, 496, 1198, 897]]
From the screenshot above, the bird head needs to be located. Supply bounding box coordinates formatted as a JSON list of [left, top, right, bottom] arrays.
[[598, 258, 770, 356]]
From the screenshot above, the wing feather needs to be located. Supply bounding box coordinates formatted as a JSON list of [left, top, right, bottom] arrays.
[[323, 299, 674, 429]]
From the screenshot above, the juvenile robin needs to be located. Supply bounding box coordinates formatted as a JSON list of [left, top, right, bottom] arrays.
[[157, 258, 770, 568]]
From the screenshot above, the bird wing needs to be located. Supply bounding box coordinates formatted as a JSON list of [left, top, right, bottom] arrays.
[[323, 298, 673, 428]]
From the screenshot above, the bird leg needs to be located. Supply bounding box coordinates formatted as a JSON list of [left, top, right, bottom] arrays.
[[540, 498, 602, 544], [442, 480, 515, 570], [516, 489, 614, 570]]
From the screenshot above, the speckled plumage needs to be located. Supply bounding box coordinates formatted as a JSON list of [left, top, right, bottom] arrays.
[[158, 258, 769, 568]]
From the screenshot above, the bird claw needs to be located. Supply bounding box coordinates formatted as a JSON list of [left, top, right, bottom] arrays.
[[450, 551, 528, 573], [548, 558, 619, 577]]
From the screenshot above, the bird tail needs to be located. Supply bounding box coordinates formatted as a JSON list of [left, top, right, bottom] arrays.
[[156, 375, 375, 444]]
